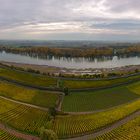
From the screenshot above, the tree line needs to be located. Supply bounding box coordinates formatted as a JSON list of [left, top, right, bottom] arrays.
[[0, 46, 113, 57], [0, 44, 140, 58]]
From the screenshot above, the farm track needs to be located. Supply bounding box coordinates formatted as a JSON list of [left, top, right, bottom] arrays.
[[1, 103, 140, 140], [1, 89, 140, 116], [0, 96, 49, 112], [64, 109, 140, 140], [1, 64, 140, 92], [2, 64, 140, 139], [56, 94, 64, 111], [1, 71, 140, 114], [0, 75, 62, 92], [1, 73, 140, 93], [0, 76, 63, 95], [59, 72, 140, 81], [1, 62, 140, 81]]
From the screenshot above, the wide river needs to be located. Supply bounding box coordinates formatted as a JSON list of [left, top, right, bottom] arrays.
[[0, 51, 140, 69]]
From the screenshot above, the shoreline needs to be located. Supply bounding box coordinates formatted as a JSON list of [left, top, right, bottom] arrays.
[[1, 61, 140, 77]]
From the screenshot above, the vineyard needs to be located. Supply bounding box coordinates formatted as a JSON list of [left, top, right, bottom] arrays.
[[2, 66, 140, 91], [92, 115, 140, 140], [127, 81, 140, 95], [1, 2, 140, 139], [62, 86, 139, 112], [0, 81, 59, 108], [63, 74, 140, 89], [0, 129, 22, 140], [54, 99, 140, 138], [0, 67, 56, 87], [1, 65, 140, 140], [0, 98, 49, 135]]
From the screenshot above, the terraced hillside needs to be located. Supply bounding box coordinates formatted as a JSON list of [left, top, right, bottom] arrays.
[[0, 67, 57, 87], [62, 86, 140, 112], [2, 65, 140, 91], [0, 81, 59, 108], [92, 115, 140, 140], [127, 81, 140, 95], [0, 129, 22, 140], [1, 64, 140, 140], [63, 74, 140, 90], [53, 99, 140, 138], [0, 98, 49, 135]]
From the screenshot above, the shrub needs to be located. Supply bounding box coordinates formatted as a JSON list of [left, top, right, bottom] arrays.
[[48, 107, 56, 118], [63, 87, 69, 96], [40, 127, 58, 140]]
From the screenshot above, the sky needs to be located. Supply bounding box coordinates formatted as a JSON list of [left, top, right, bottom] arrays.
[[0, 0, 140, 41]]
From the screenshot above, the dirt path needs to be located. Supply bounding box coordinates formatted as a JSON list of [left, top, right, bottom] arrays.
[[0, 123, 40, 140], [0, 96, 48, 112], [1, 99, 140, 140], [2, 81, 135, 115], [2, 61, 140, 81], [64, 110, 140, 140], [1, 92, 140, 140], [57, 94, 64, 111], [1, 64, 140, 93]]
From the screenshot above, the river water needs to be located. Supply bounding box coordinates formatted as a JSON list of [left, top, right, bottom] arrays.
[[0, 51, 140, 69]]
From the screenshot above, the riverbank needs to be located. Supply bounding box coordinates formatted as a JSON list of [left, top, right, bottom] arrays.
[[1, 61, 140, 78]]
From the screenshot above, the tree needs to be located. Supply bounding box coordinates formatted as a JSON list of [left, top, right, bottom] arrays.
[[57, 79, 64, 89], [63, 87, 69, 96], [135, 69, 139, 73], [48, 107, 56, 118], [45, 120, 53, 130], [40, 127, 58, 140]]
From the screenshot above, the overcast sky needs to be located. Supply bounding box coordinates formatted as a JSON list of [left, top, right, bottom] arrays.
[[0, 0, 140, 41]]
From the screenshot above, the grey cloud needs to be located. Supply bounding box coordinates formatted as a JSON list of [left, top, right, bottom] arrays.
[[91, 20, 140, 30], [104, 0, 140, 13], [0, 0, 103, 28], [0, 0, 140, 41]]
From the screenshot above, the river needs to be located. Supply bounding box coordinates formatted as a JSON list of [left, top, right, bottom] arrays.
[[0, 51, 140, 69]]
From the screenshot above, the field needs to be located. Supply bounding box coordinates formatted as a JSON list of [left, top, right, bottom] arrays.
[[2, 66, 140, 91], [127, 81, 140, 95], [1, 65, 140, 139], [0, 67, 57, 87], [0, 81, 59, 108], [0, 129, 22, 140], [62, 86, 140, 112], [63, 74, 140, 89], [53, 99, 140, 138], [93, 115, 140, 140], [0, 97, 49, 135]]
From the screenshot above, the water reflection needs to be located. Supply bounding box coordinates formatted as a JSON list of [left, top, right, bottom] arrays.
[[0, 51, 140, 69]]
